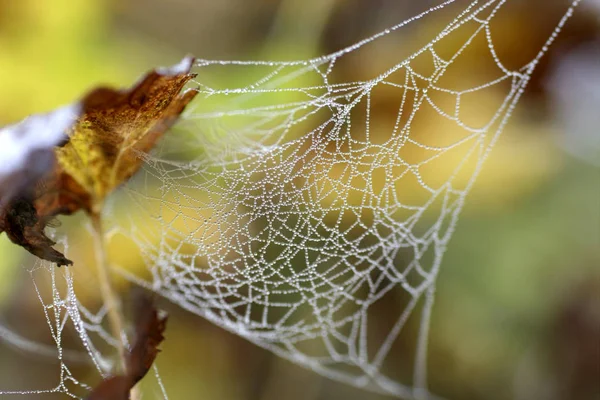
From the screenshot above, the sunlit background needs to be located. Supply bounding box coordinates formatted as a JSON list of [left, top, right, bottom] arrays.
[[0, 0, 598, 399]]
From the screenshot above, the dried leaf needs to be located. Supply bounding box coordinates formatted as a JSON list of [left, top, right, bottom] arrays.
[[0, 57, 198, 265], [87, 294, 168, 400], [0, 105, 82, 266], [55, 56, 198, 213], [0, 105, 80, 206]]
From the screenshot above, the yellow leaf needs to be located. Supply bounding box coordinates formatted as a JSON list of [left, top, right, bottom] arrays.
[[56, 56, 198, 213]]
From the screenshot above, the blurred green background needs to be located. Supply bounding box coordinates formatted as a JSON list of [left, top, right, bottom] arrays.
[[0, 0, 598, 399]]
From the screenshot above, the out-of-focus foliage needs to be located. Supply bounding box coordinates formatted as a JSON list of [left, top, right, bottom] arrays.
[[0, 0, 150, 119], [0, 0, 598, 399]]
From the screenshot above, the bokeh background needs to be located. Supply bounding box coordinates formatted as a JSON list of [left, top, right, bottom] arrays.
[[0, 0, 598, 399]]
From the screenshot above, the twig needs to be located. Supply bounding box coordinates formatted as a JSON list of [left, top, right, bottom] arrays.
[[89, 211, 128, 374]]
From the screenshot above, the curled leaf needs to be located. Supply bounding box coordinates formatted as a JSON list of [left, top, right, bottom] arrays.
[[55, 56, 198, 213], [0, 57, 198, 265], [0, 105, 80, 206], [0, 105, 82, 266], [87, 294, 168, 400]]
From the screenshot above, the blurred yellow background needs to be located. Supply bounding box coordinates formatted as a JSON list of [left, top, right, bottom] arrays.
[[0, 1, 598, 399]]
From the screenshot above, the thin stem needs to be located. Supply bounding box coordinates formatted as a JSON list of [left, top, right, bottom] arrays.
[[89, 211, 128, 374]]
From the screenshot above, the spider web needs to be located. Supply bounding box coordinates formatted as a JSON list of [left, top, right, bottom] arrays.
[[0, 0, 581, 399]]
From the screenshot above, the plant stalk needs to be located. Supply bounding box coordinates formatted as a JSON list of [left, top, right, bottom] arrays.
[[89, 211, 128, 374]]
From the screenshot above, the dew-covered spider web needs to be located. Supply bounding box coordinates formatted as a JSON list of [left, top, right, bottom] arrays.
[[0, 0, 582, 399]]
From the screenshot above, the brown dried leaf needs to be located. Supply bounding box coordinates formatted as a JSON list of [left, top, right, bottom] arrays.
[[0, 105, 82, 266], [0, 104, 79, 205], [87, 294, 168, 400], [54, 56, 198, 213], [0, 57, 198, 266]]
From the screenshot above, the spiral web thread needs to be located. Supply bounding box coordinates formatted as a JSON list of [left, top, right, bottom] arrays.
[[0, 0, 579, 399], [0, 257, 170, 398]]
